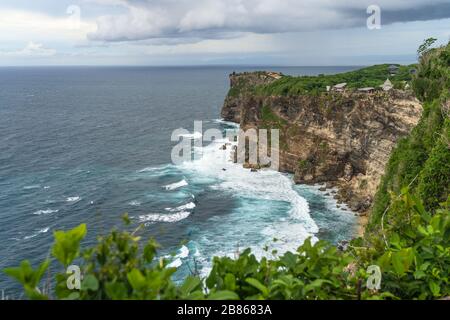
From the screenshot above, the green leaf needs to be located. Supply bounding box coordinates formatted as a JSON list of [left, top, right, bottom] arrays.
[[122, 213, 131, 225], [223, 273, 236, 291], [413, 270, 426, 279], [180, 276, 202, 297], [62, 292, 80, 300], [208, 290, 239, 300], [4, 260, 49, 292], [24, 286, 49, 300], [105, 282, 128, 300], [81, 274, 99, 291], [304, 279, 331, 294], [245, 278, 269, 297], [391, 248, 414, 276], [417, 225, 429, 236], [186, 291, 205, 300], [280, 251, 297, 269], [143, 238, 159, 263], [127, 269, 146, 291], [52, 224, 87, 267], [389, 233, 402, 249], [429, 281, 440, 297]]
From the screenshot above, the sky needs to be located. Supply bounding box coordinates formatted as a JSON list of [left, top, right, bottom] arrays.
[[0, 0, 449, 66]]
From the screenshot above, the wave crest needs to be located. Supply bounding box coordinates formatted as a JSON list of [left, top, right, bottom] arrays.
[[138, 211, 190, 224], [163, 179, 188, 191]]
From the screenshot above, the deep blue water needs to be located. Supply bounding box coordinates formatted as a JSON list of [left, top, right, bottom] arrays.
[[0, 66, 358, 295]]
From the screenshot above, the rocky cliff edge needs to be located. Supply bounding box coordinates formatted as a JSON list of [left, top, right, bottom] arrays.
[[221, 71, 422, 218]]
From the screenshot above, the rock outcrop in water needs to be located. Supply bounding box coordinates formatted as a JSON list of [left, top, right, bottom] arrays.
[[221, 71, 422, 215]]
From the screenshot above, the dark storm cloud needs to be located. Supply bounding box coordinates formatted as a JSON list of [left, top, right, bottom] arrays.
[[87, 0, 450, 42]]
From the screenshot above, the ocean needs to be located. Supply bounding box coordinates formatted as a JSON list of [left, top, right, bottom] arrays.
[[0, 66, 358, 294]]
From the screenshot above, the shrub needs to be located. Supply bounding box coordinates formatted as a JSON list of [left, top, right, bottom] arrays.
[[4, 191, 449, 300]]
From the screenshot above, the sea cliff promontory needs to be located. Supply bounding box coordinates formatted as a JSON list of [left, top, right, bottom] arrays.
[[221, 66, 423, 218]]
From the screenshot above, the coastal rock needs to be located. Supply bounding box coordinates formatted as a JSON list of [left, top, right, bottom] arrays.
[[337, 240, 349, 251], [343, 163, 353, 181], [349, 200, 363, 212], [243, 163, 261, 170], [221, 72, 422, 213], [326, 182, 336, 189]]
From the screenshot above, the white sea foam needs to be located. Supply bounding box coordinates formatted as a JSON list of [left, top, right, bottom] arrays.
[[32, 209, 58, 215], [166, 245, 190, 268], [23, 185, 41, 190], [24, 227, 50, 240], [178, 245, 190, 259], [165, 202, 196, 212], [167, 258, 183, 268], [66, 196, 81, 203], [138, 211, 190, 224], [163, 179, 188, 190], [137, 164, 173, 174], [135, 124, 319, 276], [128, 200, 141, 206], [178, 132, 319, 273], [180, 137, 318, 235], [212, 119, 240, 128], [138, 200, 195, 223]]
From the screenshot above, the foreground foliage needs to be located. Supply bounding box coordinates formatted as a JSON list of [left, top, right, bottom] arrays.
[[4, 191, 449, 300]]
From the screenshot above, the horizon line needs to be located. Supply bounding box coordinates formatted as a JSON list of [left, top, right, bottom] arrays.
[[0, 63, 417, 68]]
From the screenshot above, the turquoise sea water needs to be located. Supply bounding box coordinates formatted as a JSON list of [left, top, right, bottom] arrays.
[[0, 66, 358, 294]]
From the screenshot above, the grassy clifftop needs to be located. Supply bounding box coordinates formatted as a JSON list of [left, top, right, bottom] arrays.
[[254, 64, 416, 96]]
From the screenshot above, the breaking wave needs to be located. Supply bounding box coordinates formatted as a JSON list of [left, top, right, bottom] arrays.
[[138, 211, 191, 224], [32, 209, 58, 215], [163, 179, 188, 191], [24, 227, 50, 240]]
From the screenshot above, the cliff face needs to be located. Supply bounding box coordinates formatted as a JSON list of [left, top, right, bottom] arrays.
[[221, 72, 422, 214]]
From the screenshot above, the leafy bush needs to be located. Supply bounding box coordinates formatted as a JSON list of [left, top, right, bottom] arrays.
[[417, 120, 450, 210], [370, 40, 450, 232], [4, 191, 449, 300]]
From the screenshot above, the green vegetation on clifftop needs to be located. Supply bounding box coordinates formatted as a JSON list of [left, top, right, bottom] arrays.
[[255, 64, 415, 96], [369, 41, 450, 236]]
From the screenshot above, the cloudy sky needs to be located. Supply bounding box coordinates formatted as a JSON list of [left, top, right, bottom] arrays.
[[0, 0, 449, 66]]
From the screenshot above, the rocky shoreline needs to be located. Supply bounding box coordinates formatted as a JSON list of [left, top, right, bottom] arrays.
[[221, 71, 423, 235]]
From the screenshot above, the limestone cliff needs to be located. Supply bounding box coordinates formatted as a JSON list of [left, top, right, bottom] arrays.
[[221, 71, 422, 214]]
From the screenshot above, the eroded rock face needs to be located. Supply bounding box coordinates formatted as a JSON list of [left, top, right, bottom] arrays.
[[221, 72, 283, 123], [221, 72, 423, 212]]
